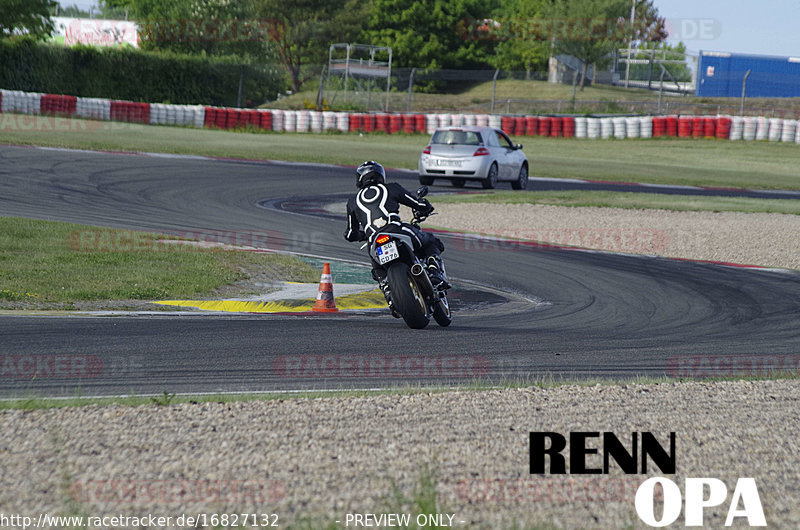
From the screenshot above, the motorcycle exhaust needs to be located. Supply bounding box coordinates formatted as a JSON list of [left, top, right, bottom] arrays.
[[410, 263, 435, 297]]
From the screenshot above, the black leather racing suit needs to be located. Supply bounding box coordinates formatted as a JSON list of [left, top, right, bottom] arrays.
[[344, 182, 444, 279]]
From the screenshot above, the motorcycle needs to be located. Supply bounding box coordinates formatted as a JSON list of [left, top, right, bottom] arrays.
[[367, 186, 451, 329]]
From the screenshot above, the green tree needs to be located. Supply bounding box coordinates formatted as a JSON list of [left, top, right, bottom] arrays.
[[256, 0, 369, 92], [545, 0, 631, 90], [105, 0, 273, 59], [490, 0, 550, 76], [362, 0, 497, 69], [0, 0, 57, 39]]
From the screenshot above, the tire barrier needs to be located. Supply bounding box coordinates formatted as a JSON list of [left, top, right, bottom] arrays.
[[729, 116, 744, 141], [743, 117, 757, 141], [639, 116, 653, 138], [600, 117, 613, 139], [612, 117, 626, 139], [716, 117, 732, 139], [768, 118, 782, 142], [76, 97, 111, 121], [678, 116, 693, 138], [781, 119, 796, 143], [41, 94, 78, 116], [300, 110, 315, 133], [539, 116, 552, 137], [755, 117, 769, 141], [1, 90, 42, 114], [525, 116, 538, 136], [586, 117, 600, 139], [5, 88, 800, 144], [625, 117, 640, 139]]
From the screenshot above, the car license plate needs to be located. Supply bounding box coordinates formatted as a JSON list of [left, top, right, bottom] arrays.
[[436, 159, 461, 167], [376, 241, 399, 265]]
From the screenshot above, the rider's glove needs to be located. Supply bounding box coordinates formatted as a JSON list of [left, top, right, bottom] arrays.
[[417, 199, 434, 216]]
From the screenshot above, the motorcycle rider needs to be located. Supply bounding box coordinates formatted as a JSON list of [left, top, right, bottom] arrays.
[[344, 161, 450, 307]]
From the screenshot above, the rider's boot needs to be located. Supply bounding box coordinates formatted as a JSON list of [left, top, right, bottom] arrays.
[[426, 256, 451, 290]]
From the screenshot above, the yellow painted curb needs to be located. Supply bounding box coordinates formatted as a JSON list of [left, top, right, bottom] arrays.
[[154, 289, 386, 313]]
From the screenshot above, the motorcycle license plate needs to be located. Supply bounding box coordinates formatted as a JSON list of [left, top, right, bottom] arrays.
[[376, 241, 399, 264]]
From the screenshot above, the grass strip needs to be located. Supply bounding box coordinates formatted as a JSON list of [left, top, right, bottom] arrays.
[[434, 190, 800, 215], [2, 113, 800, 190], [0, 216, 319, 309], [2, 372, 799, 410]]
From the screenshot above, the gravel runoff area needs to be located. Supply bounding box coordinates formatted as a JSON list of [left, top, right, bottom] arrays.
[[431, 204, 800, 270], [1, 380, 799, 529]]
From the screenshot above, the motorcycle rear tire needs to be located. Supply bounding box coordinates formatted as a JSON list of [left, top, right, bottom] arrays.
[[432, 292, 452, 327], [387, 262, 430, 329]]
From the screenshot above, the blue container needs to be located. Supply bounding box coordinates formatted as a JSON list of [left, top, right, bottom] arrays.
[[696, 51, 800, 98]]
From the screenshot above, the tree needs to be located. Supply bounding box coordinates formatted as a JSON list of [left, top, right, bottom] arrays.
[[490, 0, 550, 76], [0, 0, 57, 39], [256, 0, 368, 92], [545, 0, 631, 90], [104, 0, 274, 59], [362, 0, 497, 69]]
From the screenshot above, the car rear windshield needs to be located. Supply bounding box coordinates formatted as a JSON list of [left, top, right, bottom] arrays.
[[431, 130, 483, 145]]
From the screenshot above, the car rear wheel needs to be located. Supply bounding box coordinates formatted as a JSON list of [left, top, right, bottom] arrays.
[[511, 163, 528, 190], [419, 175, 434, 186], [482, 163, 498, 189], [451, 179, 465, 188]]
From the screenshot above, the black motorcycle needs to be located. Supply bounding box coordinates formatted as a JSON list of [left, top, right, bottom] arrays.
[[367, 186, 451, 329]]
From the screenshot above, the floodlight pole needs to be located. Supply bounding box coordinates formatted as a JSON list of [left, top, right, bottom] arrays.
[[740, 69, 751, 116], [625, 0, 635, 88], [490, 69, 500, 113]]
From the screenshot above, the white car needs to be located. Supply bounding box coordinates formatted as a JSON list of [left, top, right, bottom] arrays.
[[418, 126, 529, 190]]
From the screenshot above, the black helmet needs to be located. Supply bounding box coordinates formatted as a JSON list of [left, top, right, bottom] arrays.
[[356, 160, 386, 189]]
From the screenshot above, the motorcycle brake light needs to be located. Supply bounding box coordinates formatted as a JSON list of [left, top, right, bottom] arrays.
[[376, 235, 391, 245], [423, 145, 431, 154], [473, 147, 490, 156]]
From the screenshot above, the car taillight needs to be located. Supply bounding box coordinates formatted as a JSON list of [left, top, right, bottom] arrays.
[[376, 234, 391, 245], [423, 145, 431, 154], [473, 147, 490, 156]]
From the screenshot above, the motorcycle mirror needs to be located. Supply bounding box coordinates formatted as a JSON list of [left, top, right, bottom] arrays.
[[416, 186, 429, 198]]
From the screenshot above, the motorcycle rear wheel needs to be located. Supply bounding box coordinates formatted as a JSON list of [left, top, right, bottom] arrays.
[[432, 292, 452, 327], [387, 262, 430, 329]]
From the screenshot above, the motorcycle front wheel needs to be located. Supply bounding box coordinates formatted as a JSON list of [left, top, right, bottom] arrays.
[[387, 262, 430, 329]]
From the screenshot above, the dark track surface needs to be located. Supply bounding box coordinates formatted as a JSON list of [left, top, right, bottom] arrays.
[[1, 145, 799, 397]]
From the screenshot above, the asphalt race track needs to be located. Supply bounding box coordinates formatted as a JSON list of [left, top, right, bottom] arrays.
[[1, 145, 799, 397]]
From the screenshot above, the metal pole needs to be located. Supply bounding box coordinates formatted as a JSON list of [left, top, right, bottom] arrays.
[[385, 48, 392, 112], [344, 44, 350, 103], [407, 68, 416, 113], [237, 67, 244, 108], [657, 64, 666, 114], [624, 0, 635, 88], [490, 69, 500, 113], [740, 69, 751, 116]]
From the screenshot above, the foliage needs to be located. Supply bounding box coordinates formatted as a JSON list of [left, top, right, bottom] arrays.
[[544, 0, 631, 90], [0, 38, 285, 106], [256, 0, 369, 92], [627, 41, 692, 83], [363, 0, 497, 69], [0, 0, 57, 39], [489, 0, 551, 75]]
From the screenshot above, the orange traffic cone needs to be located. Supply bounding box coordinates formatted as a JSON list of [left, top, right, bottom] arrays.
[[312, 262, 338, 312]]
